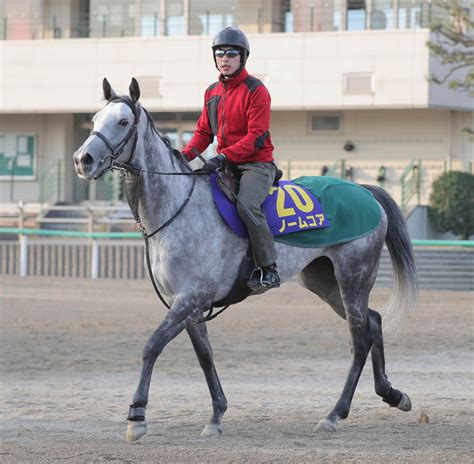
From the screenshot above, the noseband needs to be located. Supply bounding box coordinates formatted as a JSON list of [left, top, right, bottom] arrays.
[[91, 97, 140, 172]]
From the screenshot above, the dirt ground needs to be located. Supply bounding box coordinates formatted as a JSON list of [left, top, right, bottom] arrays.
[[0, 276, 473, 463]]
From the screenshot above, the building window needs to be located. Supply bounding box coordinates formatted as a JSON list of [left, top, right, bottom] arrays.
[[166, 0, 185, 35], [371, 0, 393, 30], [309, 114, 343, 133], [0, 134, 36, 179], [347, 0, 366, 31]]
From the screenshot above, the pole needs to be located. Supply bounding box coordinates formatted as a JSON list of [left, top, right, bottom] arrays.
[[19, 234, 28, 277], [91, 239, 99, 279]]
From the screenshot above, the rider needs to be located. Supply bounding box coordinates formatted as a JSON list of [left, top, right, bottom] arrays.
[[182, 26, 280, 289]]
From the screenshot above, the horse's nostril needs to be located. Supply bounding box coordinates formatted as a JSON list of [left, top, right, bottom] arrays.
[[82, 153, 94, 167]]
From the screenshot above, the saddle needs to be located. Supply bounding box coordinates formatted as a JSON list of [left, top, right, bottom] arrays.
[[216, 164, 283, 204], [212, 164, 283, 308]]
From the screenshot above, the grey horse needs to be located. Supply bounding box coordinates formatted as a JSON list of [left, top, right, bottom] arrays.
[[73, 79, 417, 442]]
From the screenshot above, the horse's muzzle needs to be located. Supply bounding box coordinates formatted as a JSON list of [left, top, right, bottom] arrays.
[[73, 149, 97, 180]]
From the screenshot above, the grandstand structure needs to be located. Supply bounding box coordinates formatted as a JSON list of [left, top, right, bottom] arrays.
[[0, 0, 472, 218]]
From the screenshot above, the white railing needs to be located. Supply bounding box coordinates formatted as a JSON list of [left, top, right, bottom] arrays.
[[0, 201, 135, 232]]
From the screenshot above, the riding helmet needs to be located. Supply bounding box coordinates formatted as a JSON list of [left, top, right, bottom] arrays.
[[212, 27, 250, 67]]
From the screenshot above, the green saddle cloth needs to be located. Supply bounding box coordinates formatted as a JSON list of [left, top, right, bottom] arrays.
[[274, 176, 382, 248]]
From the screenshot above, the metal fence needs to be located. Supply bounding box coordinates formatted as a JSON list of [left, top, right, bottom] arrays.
[[0, 229, 145, 279]]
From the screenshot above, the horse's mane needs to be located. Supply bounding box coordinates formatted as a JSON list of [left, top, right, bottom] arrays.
[[139, 101, 193, 173]]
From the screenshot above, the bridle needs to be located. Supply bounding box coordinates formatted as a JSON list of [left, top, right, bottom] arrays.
[[91, 97, 140, 173]]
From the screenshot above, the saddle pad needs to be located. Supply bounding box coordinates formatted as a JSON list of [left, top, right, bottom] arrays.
[[210, 174, 330, 238], [275, 176, 382, 248], [211, 175, 382, 248]]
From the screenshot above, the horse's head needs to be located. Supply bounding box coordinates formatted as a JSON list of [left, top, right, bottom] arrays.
[[73, 78, 141, 180]]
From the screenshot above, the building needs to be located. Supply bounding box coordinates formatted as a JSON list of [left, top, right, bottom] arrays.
[[0, 0, 473, 209]]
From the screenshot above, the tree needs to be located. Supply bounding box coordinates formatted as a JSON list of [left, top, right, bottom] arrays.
[[428, 171, 474, 239], [427, 0, 474, 97]]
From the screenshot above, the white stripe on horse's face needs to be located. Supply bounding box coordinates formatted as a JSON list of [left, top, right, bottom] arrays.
[[73, 101, 135, 180], [93, 102, 134, 142]]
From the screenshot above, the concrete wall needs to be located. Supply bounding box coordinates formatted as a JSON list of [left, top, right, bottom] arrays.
[[271, 109, 473, 162], [1, 29, 458, 114]]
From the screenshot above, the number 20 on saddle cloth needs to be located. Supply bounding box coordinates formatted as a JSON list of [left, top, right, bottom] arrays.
[[210, 174, 382, 248]]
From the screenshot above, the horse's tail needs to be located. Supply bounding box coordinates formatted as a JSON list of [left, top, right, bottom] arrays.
[[362, 185, 418, 333]]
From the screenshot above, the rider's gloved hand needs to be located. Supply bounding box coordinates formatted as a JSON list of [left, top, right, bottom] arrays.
[[202, 154, 226, 173]]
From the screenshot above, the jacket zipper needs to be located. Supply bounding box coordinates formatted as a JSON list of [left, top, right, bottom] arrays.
[[220, 82, 227, 146]]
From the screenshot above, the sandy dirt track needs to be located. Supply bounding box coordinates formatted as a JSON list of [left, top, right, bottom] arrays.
[[1, 276, 473, 463]]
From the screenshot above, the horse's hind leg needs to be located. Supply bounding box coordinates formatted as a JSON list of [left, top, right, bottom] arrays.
[[300, 256, 411, 432], [185, 321, 228, 436], [369, 309, 412, 411], [300, 256, 375, 431]]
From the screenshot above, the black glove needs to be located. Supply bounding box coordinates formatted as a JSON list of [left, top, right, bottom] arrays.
[[202, 154, 226, 173]]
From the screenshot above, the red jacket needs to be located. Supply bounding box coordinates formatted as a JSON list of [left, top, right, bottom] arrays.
[[183, 68, 274, 164]]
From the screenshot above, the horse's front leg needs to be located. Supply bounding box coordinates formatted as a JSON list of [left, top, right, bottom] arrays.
[[186, 320, 227, 436], [126, 296, 202, 442]]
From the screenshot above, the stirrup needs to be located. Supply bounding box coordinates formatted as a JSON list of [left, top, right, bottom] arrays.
[[247, 267, 264, 289]]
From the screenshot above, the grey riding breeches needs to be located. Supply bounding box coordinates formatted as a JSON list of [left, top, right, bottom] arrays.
[[235, 161, 277, 268]]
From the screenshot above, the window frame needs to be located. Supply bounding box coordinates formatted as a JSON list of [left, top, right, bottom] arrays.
[[0, 133, 37, 180], [308, 112, 344, 135]]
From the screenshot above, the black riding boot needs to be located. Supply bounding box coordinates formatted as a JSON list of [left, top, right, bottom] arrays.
[[248, 263, 280, 289]]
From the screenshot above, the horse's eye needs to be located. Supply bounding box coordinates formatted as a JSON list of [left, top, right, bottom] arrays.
[[119, 118, 129, 126]]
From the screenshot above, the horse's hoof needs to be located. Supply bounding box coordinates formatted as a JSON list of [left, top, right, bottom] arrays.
[[201, 424, 223, 437], [126, 420, 147, 442], [314, 418, 337, 432], [396, 393, 412, 412]]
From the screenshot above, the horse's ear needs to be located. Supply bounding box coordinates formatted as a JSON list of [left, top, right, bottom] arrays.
[[103, 78, 119, 101], [103, 78, 113, 101], [129, 77, 140, 103]]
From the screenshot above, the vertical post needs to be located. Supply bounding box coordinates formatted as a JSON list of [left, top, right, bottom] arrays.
[[206, 10, 210, 35], [184, 0, 190, 35], [87, 206, 94, 234], [9, 156, 17, 201], [341, 0, 347, 31], [18, 200, 25, 229], [310, 5, 314, 32], [3, 17, 7, 40], [135, 0, 142, 37], [416, 159, 421, 206], [154, 12, 158, 36], [20, 234, 28, 277], [448, 110, 453, 171], [340, 159, 346, 179], [16, 203, 26, 275], [160, 0, 167, 36], [91, 239, 99, 279], [57, 159, 62, 202], [393, 0, 399, 29], [258, 8, 263, 33], [366, 0, 372, 30], [102, 15, 106, 37]]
